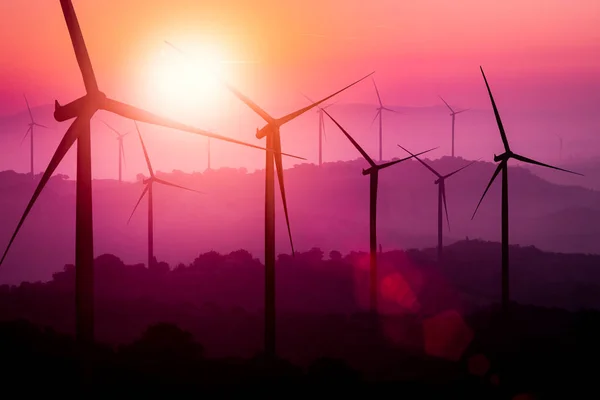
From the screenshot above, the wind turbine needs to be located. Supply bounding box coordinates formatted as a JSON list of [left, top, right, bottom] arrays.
[[0, 0, 294, 348], [166, 40, 371, 361], [439, 96, 469, 158], [398, 145, 477, 262], [301, 93, 337, 166], [128, 122, 203, 270], [207, 137, 211, 170], [555, 134, 563, 161], [471, 66, 582, 314], [102, 121, 129, 182], [324, 110, 437, 313], [21, 95, 48, 178], [371, 78, 400, 162]]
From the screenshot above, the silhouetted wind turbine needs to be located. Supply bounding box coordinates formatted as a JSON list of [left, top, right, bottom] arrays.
[[325, 110, 437, 313], [301, 93, 337, 166], [128, 122, 203, 270], [439, 96, 469, 158], [21, 95, 48, 178], [471, 66, 583, 314], [0, 0, 295, 348], [555, 134, 563, 161], [166, 40, 348, 360], [102, 121, 129, 182], [399, 145, 477, 262], [371, 78, 400, 162], [207, 137, 211, 170]]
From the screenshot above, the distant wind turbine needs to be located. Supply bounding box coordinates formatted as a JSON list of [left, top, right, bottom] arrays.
[[21, 95, 48, 178], [102, 121, 129, 182], [555, 134, 563, 161], [439, 96, 469, 158], [399, 145, 477, 262], [471, 66, 582, 314], [207, 137, 211, 170], [371, 78, 400, 162], [0, 0, 291, 348], [166, 40, 373, 361], [128, 122, 203, 270], [301, 93, 337, 166], [325, 110, 436, 313]]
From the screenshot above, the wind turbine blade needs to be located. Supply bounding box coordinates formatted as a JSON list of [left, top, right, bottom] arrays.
[[20, 127, 32, 146], [511, 153, 583, 176], [480, 67, 510, 152], [300, 92, 316, 105], [154, 177, 205, 194], [102, 120, 121, 136], [438, 95, 454, 113], [471, 161, 504, 220], [273, 133, 295, 255], [165, 40, 275, 124], [397, 144, 441, 178], [454, 108, 470, 115], [0, 117, 82, 266], [102, 98, 304, 160], [120, 141, 126, 168], [383, 107, 400, 114], [370, 109, 380, 127], [59, 0, 99, 93], [277, 71, 375, 126], [443, 159, 479, 180], [372, 78, 383, 107], [134, 122, 154, 177], [23, 94, 34, 122], [323, 110, 376, 167], [127, 184, 149, 224], [34, 123, 48, 129], [221, 81, 274, 124], [322, 99, 339, 109], [441, 185, 450, 231], [378, 147, 439, 170]]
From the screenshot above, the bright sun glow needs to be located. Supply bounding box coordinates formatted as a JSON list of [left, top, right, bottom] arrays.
[[145, 41, 231, 122]]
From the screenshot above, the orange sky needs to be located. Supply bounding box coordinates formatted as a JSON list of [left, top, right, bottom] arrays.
[[1, 0, 598, 115], [0, 0, 599, 179]]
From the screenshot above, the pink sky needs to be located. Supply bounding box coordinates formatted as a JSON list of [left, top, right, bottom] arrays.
[[0, 0, 599, 177]]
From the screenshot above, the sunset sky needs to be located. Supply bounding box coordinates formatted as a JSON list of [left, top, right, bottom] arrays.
[[0, 0, 599, 177]]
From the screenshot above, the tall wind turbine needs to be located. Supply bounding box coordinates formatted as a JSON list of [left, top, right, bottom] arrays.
[[371, 78, 399, 162], [325, 110, 436, 313], [21, 95, 48, 178], [128, 122, 203, 270], [102, 121, 129, 182], [167, 40, 371, 360], [399, 145, 477, 262], [301, 93, 336, 166], [471, 66, 582, 314], [439, 96, 469, 158], [0, 0, 292, 347]]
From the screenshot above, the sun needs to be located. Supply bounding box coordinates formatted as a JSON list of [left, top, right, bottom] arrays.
[[144, 42, 231, 122]]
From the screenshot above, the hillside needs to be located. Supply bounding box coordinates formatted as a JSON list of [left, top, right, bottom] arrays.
[[0, 157, 597, 285]]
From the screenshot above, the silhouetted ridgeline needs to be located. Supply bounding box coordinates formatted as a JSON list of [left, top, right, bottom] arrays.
[[0, 157, 598, 284]]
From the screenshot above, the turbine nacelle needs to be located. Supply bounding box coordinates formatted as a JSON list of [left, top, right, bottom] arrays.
[[362, 166, 377, 175], [54, 91, 107, 122], [494, 151, 511, 163], [434, 177, 443, 185], [256, 124, 277, 140]]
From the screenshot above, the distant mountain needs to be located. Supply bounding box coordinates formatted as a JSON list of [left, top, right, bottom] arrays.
[[0, 156, 597, 284]]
